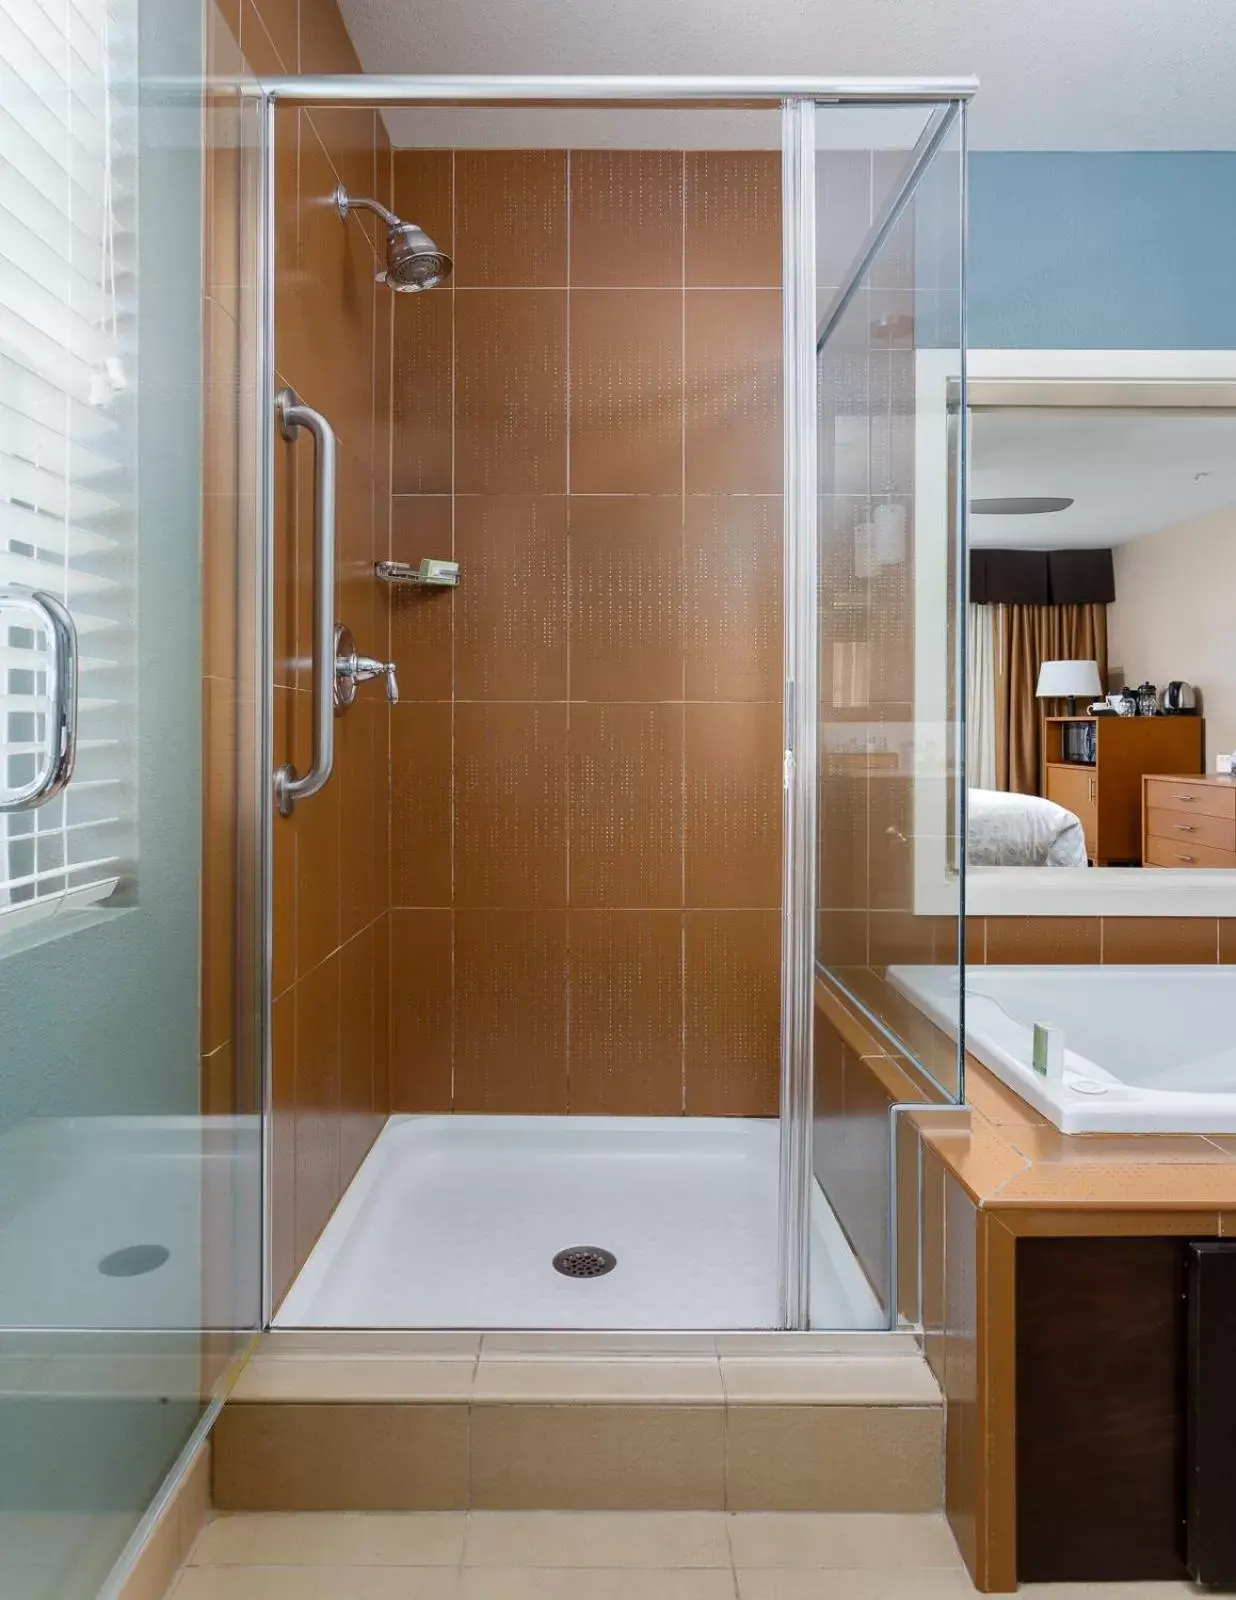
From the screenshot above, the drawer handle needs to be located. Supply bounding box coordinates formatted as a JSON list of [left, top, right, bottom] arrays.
[[1174, 793, 1197, 802], [1174, 823, 1196, 832], [1176, 853, 1197, 863]]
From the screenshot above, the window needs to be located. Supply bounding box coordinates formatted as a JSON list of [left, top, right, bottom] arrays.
[[0, 0, 135, 927]]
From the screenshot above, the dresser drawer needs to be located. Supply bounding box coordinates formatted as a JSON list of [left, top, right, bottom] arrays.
[[1144, 778, 1236, 820], [1145, 807, 1236, 853], [1144, 835, 1236, 869]]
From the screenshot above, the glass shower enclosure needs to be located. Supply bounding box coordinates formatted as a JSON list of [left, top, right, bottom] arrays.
[[247, 76, 972, 1333]]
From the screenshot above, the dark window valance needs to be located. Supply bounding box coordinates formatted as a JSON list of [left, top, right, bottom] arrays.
[[969, 547, 1115, 607]]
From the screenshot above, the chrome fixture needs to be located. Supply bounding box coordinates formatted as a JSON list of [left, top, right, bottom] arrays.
[[334, 184, 452, 293], [971, 496, 1075, 515], [274, 388, 337, 816], [374, 558, 460, 588], [334, 624, 399, 711], [0, 585, 78, 813]]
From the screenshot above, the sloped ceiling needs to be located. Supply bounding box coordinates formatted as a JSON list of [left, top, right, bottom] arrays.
[[336, 0, 1233, 149]]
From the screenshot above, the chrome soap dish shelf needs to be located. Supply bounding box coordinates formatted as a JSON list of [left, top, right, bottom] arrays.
[[374, 558, 459, 588]]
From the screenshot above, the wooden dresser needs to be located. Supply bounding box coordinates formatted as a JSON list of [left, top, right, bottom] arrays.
[[1142, 774, 1236, 868], [1043, 716, 1204, 865]]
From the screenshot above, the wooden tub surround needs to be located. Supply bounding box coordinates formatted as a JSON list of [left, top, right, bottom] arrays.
[[815, 969, 1236, 1594]]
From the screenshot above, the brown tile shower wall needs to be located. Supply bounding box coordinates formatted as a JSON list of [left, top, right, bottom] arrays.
[[198, 0, 395, 1307], [388, 149, 784, 1118]]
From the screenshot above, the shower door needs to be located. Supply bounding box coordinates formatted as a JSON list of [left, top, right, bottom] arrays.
[[0, 0, 263, 1592], [782, 97, 970, 1326]]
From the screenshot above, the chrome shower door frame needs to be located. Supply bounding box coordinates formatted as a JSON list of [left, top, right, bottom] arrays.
[[251, 76, 977, 1332]]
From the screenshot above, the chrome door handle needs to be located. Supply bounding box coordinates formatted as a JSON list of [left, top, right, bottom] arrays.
[[274, 388, 337, 816], [0, 586, 78, 813]]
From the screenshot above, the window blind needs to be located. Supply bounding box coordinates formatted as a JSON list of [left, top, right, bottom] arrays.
[[0, 0, 135, 927]]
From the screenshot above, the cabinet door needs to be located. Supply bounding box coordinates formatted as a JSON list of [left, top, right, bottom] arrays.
[[1046, 765, 1097, 858]]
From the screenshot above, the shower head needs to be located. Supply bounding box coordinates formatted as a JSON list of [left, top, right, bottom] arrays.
[[334, 184, 453, 293]]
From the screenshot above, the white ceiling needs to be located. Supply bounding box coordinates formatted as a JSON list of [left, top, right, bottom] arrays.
[[970, 409, 1236, 549], [336, 0, 1235, 149]]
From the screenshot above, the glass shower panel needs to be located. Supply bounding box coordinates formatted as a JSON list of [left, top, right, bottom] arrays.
[[0, 0, 261, 1592], [809, 102, 967, 1324]]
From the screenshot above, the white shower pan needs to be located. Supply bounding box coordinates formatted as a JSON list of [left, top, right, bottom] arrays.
[[275, 1116, 882, 1330]]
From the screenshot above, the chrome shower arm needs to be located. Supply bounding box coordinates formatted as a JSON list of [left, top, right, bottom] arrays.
[[333, 185, 400, 230]]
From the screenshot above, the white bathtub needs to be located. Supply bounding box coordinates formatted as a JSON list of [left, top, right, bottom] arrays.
[[888, 964, 1236, 1134]]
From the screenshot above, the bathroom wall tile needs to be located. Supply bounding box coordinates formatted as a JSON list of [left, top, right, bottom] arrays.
[[202, 677, 238, 1056], [390, 701, 453, 908], [569, 290, 683, 494], [1100, 916, 1219, 964], [984, 916, 1102, 965], [212, 1403, 470, 1510], [337, 449, 379, 698], [569, 704, 684, 908], [570, 151, 684, 288], [270, 989, 298, 1309], [271, 688, 305, 996], [294, 118, 375, 465], [1221, 920, 1236, 962], [818, 773, 867, 912], [243, 0, 296, 71], [685, 152, 781, 288], [294, 950, 342, 1266], [392, 286, 453, 493], [454, 703, 568, 907], [299, 0, 363, 73], [683, 496, 782, 701], [389, 910, 453, 1113], [453, 910, 569, 1113], [393, 149, 455, 261], [373, 911, 391, 1116], [455, 151, 567, 287], [309, 108, 381, 262], [389, 496, 454, 700], [338, 923, 378, 1190], [469, 1405, 726, 1509], [725, 1406, 943, 1511], [684, 911, 780, 1116], [456, 291, 567, 493], [815, 151, 875, 285], [294, 740, 342, 975], [569, 911, 685, 1114], [203, 296, 239, 509], [568, 496, 683, 701], [684, 291, 782, 493], [455, 496, 568, 700], [684, 703, 782, 908]]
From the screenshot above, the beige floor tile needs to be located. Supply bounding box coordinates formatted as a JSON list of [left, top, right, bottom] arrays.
[[463, 1512, 731, 1568], [213, 1403, 470, 1511], [713, 1334, 921, 1358], [170, 1568, 461, 1599], [736, 1570, 978, 1599], [480, 1334, 720, 1359], [726, 1512, 962, 1569], [470, 1404, 726, 1510], [473, 1360, 723, 1404], [260, 1332, 481, 1358], [232, 1357, 475, 1402], [460, 1571, 736, 1600], [725, 1406, 942, 1512], [191, 1511, 467, 1566], [720, 1358, 940, 1405]]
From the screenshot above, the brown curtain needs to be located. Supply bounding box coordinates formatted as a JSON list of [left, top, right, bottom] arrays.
[[995, 603, 1109, 795]]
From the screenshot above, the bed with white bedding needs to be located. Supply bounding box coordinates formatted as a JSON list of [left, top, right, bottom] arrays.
[[968, 788, 1089, 868]]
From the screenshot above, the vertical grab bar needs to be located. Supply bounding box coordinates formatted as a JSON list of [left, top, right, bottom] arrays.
[[273, 387, 337, 816], [0, 586, 78, 813]]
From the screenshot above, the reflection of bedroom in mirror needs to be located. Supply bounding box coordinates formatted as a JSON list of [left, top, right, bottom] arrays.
[[968, 401, 1236, 876]]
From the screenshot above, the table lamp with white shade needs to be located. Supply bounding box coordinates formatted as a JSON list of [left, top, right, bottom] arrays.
[[1036, 659, 1103, 717]]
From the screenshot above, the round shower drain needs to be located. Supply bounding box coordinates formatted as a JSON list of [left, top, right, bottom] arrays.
[[98, 1245, 170, 1278], [552, 1246, 617, 1279]]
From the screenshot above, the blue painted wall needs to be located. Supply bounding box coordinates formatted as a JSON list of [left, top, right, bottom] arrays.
[[969, 152, 1236, 349]]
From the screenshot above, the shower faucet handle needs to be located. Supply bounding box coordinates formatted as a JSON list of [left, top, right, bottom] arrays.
[[333, 624, 400, 709]]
